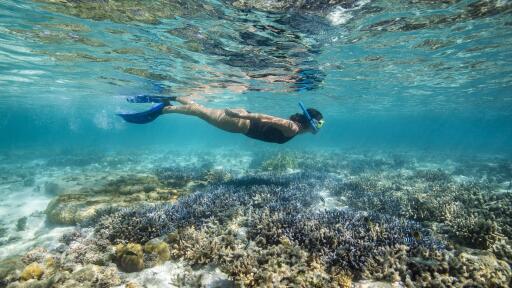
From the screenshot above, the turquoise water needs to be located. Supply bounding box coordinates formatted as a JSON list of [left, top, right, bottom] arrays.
[[1, 1, 512, 287], [1, 0, 511, 152]]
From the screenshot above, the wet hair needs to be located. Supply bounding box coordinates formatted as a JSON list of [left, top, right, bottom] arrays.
[[289, 108, 323, 129]]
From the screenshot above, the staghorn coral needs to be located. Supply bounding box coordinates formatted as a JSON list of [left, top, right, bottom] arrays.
[[403, 248, 512, 287], [62, 231, 114, 266], [449, 216, 501, 250], [334, 168, 512, 252], [90, 172, 326, 243], [21, 247, 49, 265], [413, 168, 452, 183], [247, 207, 442, 279], [168, 221, 335, 287]]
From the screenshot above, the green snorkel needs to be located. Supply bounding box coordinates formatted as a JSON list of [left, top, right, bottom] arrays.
[[298, 102, 323, 134]]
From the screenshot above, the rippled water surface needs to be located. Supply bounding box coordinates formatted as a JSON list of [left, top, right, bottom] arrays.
[[1, 0, 511, 114]]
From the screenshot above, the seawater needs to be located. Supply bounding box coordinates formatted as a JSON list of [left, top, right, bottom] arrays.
[[1, 1, 512, 287]]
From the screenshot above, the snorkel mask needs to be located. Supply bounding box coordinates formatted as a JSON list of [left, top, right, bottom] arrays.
[[298, 102, 324, 134]]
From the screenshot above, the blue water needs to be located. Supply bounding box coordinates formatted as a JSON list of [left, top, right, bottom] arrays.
[[1, 0, 511, 153], [1, 1, 512, 286]]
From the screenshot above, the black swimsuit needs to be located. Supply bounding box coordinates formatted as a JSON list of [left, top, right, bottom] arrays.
[[244, 120, 295, 144]]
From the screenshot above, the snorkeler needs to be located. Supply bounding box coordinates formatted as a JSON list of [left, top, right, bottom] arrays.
[[117, 96, 324, 144]]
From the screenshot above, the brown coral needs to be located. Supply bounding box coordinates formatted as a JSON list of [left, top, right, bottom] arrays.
[[115, 243, 144, 272], [144, 239, 171, 266], [20, 262, 44, 281]]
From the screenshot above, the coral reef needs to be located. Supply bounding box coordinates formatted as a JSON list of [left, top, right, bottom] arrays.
[[45, 174, 184, 225], [61, 230, 114, 266], [154, 166, 231, 189], [168, 221, 336, 287], [84, 171, 459, 286], [90, 172, 326, 243], [259, 152, 299, 172], [0, 257, 24, 286], [333, 169, 512, 252], [2, 150, 512, 287]]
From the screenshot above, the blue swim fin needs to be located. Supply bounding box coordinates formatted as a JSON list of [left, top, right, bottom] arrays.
[[126, 95, 177, 104], [117, 102, 167, 124]]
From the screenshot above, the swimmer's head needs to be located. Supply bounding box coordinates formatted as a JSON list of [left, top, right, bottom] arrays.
[[290, 108, 324, 133]]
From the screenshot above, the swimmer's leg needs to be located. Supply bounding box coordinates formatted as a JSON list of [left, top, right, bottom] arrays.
[[163, 104, 249, 133]]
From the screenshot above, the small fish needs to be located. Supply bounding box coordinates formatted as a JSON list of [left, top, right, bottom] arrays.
[[412, 230, 422, 241]]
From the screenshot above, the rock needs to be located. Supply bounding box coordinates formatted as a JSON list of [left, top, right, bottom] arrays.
[[23, 177, 35, 187], [69, 264, 121, 287], [115, 243, 144, 273], [453, 251, 512, 287], [44, 175, 179, 225], [126, 282, 141, 288], [0, 257, 24, 286], [44, 182, 63, 195], [45, 193, 92, 225], [20, 262, 44, 281], [16, 217, 27, 232]]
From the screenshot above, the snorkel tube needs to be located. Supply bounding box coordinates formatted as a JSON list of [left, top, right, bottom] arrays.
[[298, 102, 319, 134]]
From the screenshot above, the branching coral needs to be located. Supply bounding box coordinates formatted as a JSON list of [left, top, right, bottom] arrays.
[[167, 221, 335, 287], [334, 169, 512, 252], [90, 172, 326, 243], [6, 151, 512, 287], [84, 171, 456, 286], [247, 208, 442, 279]]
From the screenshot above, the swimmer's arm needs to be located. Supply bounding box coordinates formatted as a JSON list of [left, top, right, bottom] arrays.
[[224, 109, 273, 120], [262, 118, 300, 137], [225, 109, 298, 136]]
